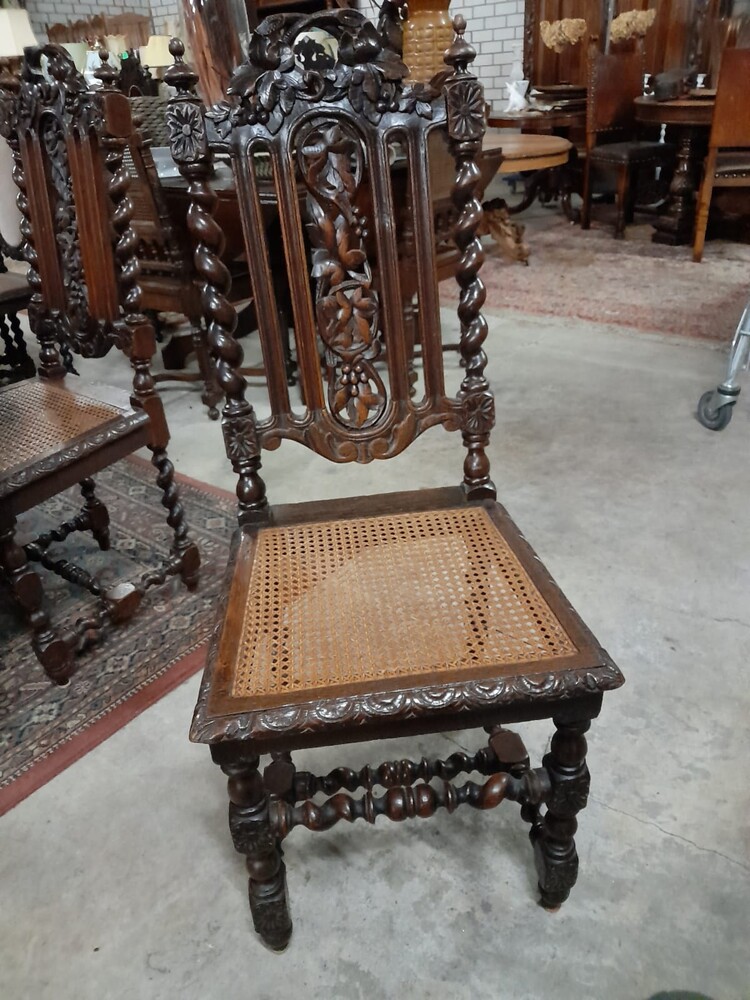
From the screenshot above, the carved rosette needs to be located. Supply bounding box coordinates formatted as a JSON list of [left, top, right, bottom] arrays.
[[166, 101, 208, 165]]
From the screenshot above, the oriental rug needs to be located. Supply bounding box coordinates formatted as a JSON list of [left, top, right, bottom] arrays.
[[0, 458, 234, 815], [442, 209, 750, 343]]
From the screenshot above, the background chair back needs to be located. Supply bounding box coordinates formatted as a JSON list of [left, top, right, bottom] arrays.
[[2, 47, 127, 363], [586, 44, 645, 137], [708, 46, 750, 150], [167, 15, 494, 517]]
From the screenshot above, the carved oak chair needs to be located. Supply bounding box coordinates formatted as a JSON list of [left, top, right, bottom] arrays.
[[0, 49, 200, 683], [692, 47, 750, 263], [168, 13, 624, 950], [582, 43, 674, 238]]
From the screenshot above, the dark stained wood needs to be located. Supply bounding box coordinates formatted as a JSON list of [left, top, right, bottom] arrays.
[[634, 94, 716, 244], [581, 42, 675, 238], [166, 12, 623, 950], [693, 47, 750, 261], [0, 45, 201, 683]]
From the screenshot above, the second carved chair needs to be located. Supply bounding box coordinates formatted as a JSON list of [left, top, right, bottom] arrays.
[[168, 12, 624, 950], [0, 48, 200, 682]]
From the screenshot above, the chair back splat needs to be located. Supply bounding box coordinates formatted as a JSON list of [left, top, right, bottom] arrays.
[[166, 13, 495, 521]]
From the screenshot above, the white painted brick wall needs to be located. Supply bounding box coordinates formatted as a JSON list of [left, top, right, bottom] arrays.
[[25, 0, 524, 109], [352, 0, 527, 108], [26, 0, 152, 42]]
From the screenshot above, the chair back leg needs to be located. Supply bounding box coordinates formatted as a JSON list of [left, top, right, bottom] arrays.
[[614, 165, 631, 239], [581, 157, 593, 230], [693, 149, 717, 263]]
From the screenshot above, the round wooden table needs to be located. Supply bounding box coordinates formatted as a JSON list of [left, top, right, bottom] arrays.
[[634, 96, 715, 245], [487, 108, 586, 133], [483, 131, 573, 174]]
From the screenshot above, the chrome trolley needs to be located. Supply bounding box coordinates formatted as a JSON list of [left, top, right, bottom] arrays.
[[697, 298, 750, 430]]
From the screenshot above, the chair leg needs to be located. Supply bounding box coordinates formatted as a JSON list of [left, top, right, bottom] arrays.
[[222, 752, 293, 951], [0, 513, 73, 683], [151, 448, 201, 590], [79, 478, 110, 551], [581, 158, 593, 230], [533, 717, 591, 910], [190, 320, 222, 421], [693, 156, 715, 263], [614, 167, 630, 239], [8, 311, 36, 379]]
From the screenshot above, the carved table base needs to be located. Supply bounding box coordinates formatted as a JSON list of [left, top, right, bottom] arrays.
[[652, 126, 708, 246]]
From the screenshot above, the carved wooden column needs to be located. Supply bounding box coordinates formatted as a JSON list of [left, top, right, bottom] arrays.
[[220, 750, 293, 951], [96, 53, 201, 589], [165, 40, 268, 523], [443, 18, 496, 502], [534, 718, 591, 909]]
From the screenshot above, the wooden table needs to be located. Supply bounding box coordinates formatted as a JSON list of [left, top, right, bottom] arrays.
[[486, 112, 582, 220], [488, 108, 586, 135], [634, 96, 715, 245]]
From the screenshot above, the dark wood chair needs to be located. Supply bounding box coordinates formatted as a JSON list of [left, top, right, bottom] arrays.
[[0, 48, 200, 683], [168, 13, 624, 950], [0, 248, 35, 385], [693, 46, 750, 262], [582, 42, 674, 238]]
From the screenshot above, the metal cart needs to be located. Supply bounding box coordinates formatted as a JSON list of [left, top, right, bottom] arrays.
[[697, 298, 750, 431]]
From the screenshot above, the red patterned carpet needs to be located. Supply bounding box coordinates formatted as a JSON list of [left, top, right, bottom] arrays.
[[0, 459, 234, 815], [442, 210, 750, 342]]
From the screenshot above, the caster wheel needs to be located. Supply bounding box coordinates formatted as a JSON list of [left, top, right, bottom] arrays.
[[697, 390, 733, 431]]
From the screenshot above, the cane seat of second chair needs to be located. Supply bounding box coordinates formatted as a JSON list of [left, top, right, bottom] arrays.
[[693, 47, 750, 263], [170, 13, 624, 952], [582, 44, 674, 239]]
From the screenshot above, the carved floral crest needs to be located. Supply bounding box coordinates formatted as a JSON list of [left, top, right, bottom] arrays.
[[203, 11, 436, 139]]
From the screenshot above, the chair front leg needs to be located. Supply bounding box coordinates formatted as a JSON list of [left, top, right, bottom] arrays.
[[0, 512, 73, 683], [534, 717, 591, 909], [222, 751, 293, 951], [614, 166, 630, 239], [80, 478, 110, 551]]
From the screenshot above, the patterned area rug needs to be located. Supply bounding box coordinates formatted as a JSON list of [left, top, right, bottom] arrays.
[[0, 458, 234, 815], [442, 209, 750, 342]]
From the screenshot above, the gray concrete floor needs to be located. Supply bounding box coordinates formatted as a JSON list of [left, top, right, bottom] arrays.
[[1, 307, 749, 1000]]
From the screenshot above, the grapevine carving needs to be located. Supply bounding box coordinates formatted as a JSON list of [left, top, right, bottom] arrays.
[[300, 120, 386, 429]]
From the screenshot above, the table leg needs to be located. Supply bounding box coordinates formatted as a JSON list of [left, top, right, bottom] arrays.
[[651, 127, 705, 246]]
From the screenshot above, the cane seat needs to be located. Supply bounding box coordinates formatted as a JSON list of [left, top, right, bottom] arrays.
[[194, 489, 618, 744]]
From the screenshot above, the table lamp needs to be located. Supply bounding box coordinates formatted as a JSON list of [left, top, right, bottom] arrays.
[[139, 34, 173, 75], [60, 42, 88, 73], [0, 9, 38, 63], [105, 34, 129, 58]]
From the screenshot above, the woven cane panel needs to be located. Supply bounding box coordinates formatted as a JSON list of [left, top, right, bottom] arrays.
[[230, 507, 577, 703], [0, 381, 126, 473]]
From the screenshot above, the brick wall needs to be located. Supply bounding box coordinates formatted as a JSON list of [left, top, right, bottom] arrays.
[[359, 0, 524, 108], [26, 0, 152, 42], [26, 0, 524, 109]]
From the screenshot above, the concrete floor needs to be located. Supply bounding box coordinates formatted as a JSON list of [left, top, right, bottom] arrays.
[[1, 306, 749, 1000]]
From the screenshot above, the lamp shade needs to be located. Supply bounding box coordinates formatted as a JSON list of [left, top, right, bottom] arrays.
[[0, 9, 37, 58], [105, 34, 128, 57], [61, 42, 88, 72], [139, 35, 173, 68]]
